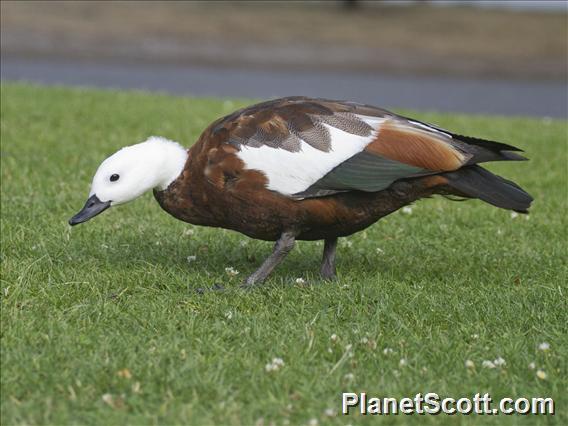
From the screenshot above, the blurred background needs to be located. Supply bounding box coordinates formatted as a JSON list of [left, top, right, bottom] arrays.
[[1, 0, 566, 117]]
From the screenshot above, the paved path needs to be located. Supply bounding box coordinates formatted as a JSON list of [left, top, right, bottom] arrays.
[[2, 56, 566, 118]]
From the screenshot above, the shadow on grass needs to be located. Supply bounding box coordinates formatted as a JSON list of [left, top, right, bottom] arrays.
[[65, 230, 482, 288]]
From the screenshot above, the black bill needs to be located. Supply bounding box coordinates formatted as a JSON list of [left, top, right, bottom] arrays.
[[69, 194, 111, 226]]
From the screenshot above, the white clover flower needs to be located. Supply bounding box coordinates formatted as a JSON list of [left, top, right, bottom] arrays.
[[265, 357, 284, 372], [538, 342, 550, 351], [308, 419, 318, 426], [402, 206, 413, 214], [295, 278, 306, 284], [360, 337, 369, 344], [186, 255, 197, 263], [183, 228, 195, 236], [225, 267, 239, 276], [471, 334, 479, 339], [510, 211, 519, 219], [383, 347, 394, 355], [494, 357, 506, 367], [399, 358, 407, 367], [224, 311, 233, 320], [482, 360, 496, 369], [342, 240, 353, 248], [536, 370, 547, 380], [324, 408, 335, 417], [344, 373, 354, 381], [102, 393, 114, 407], [345, 344, 353, 352], [239, 240, 249, 247], [465, 360, 475, 369], [330, 334, 339, 343], [528, 362, 536, 370], [375, 248, 385, 255]]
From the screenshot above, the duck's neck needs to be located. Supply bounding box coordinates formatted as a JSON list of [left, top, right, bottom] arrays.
[[151, 137, 188, 190], [153, 143, 218, 227]]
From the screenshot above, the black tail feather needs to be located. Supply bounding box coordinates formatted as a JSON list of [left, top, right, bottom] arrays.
[[499, 151, 528, 162], [451, 133, 529, 164], [452, 133, 524, 152], [442, 165, 533, 213]]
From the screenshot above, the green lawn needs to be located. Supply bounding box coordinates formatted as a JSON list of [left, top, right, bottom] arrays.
[[1, 83, 566, 425]]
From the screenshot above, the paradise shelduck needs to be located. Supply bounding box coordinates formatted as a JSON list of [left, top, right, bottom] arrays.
[[69, 97, 533, 287]]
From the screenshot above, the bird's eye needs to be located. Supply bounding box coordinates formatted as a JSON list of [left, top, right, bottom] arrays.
[[110, 174, 120, 182]]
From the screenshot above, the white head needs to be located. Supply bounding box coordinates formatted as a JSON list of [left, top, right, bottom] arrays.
[[69, 136, 188, 225]]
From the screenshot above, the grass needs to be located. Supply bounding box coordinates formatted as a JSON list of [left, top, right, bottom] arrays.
[[1, 83, 566, 425]]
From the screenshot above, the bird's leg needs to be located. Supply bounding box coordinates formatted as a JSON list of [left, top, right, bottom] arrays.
[[242, 230, 297, 288], [320, 237, 338, 280]]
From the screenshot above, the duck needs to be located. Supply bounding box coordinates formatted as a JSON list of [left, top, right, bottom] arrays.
[[69, 96, 533, 287]]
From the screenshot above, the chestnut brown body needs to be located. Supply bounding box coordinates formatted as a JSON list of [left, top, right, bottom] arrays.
[[154, 162, 441, 242]]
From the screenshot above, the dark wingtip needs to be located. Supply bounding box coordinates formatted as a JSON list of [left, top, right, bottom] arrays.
[[452, 133, 525, 152], [501, 151, 529, 161]]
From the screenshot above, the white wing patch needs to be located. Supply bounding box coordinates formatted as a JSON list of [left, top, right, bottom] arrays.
[[407, 119, 453, 138], [236, 121, 383, 195], [357, 114, 388, 129]]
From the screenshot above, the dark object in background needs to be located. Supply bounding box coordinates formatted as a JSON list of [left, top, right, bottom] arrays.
[[343, 0, 359, 10]]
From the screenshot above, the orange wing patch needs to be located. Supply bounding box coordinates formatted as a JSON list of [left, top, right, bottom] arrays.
[[366, 121, 469, 171]]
